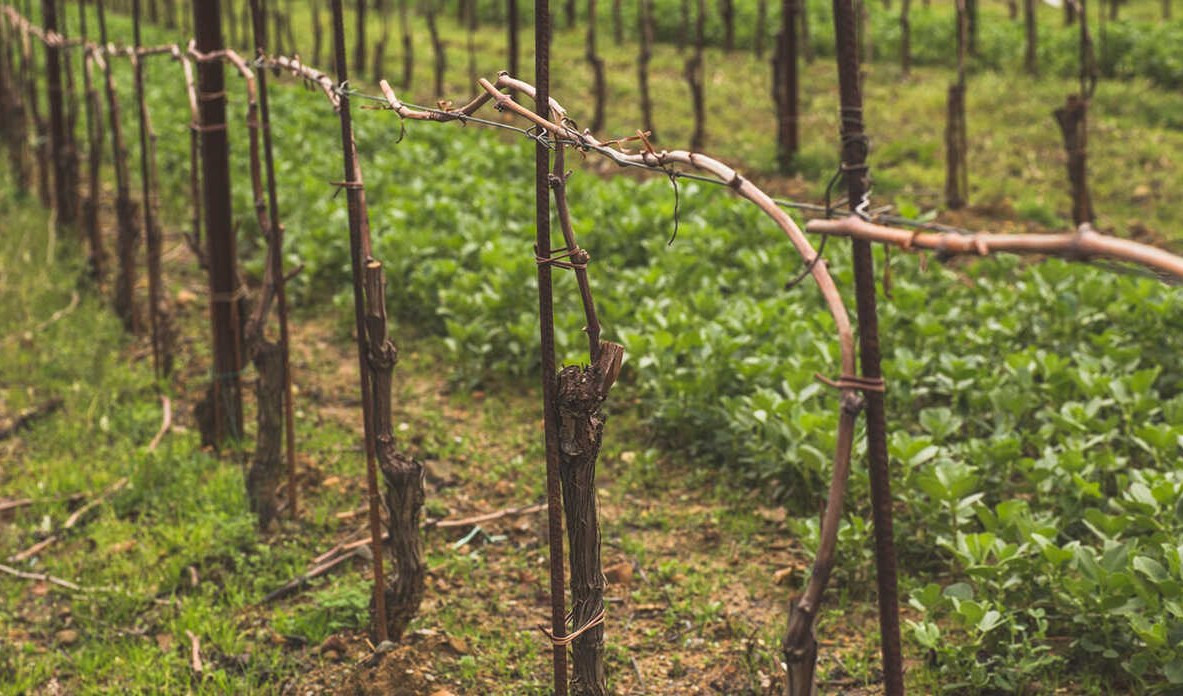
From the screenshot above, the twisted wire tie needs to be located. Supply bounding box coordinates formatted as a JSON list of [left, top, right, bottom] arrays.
[[538, 608, 606, 647]]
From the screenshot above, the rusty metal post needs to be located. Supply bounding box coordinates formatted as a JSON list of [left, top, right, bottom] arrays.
[[193, 0, 244, 445], [329, 0, 389, 643], [41, 0, 73, 227], [534, 0, 569, 691], [249, 0, 299, 518], [830, 0, 905, 694]]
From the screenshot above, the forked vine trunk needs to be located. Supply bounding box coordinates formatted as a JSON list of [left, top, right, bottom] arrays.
[[365, 260, 425, 641]]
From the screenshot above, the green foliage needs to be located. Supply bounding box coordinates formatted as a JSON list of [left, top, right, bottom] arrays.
[[273, 581, 372, 644]]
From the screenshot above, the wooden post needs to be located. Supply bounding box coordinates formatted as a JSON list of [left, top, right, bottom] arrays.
[[586, 0, 605, 132], [719, 0, 734, 50], [900, 0, 910, 74], [55, 0, 80, 229], [425, 0, 445, 96], [945, 0, 968, 209], [193, 0, 244, 446], [1024, 0, 1037, 75], [756, 0, 767, 57], [774, 0, 799, 172], [41, 0, 74, 227], [636, 0, 655, 139], [97, 0, 142, 334], [685, 0, 705, 150], [507, 0, 518, 84], [78, 0, 105, 281], [399, 0, 412, 88], [354, 0, 366, 77]]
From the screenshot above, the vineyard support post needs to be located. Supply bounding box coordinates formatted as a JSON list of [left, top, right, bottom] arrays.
[[55, 0, 81, 230], [636, 0, 655, 139], [507, 0, 518, 100], [831, 0, 905, 694], [97, 0, 142, 334], [78, 0, 106, 282], [775, 0, 799, 172], [534, 0, 569, 692], [249, 0, 299, 520], [132, 0, 170, 379], [586, 0, 605, 132], [2, 2, 32, 197], [1024, 0, 1037, 74], [329, 0, 389, 644], [193, 0, 244, 446], [41, 0, 73, 227]]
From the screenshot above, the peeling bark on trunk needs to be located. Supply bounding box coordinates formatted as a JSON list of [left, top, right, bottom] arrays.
[[364, 260, 424, 642], [247, 340, 284, 529], [1054, 95, 1093, 226], [558, 341, 623, 696]]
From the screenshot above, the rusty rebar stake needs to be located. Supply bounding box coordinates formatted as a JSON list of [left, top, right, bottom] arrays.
[[534, 0, 569, 692], [830, 0, 905, 694], [132, 0, 164, 380], [329, 0, 388, 644]]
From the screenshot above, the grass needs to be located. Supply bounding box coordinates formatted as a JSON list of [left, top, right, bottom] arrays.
[[0, 165, 833, 692]]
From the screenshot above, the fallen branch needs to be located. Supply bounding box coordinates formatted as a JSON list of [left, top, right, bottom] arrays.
[[260, 546, 364, 603], [63, 476, 129, 529], [0, 498, 34, 514], [147, 396, 172, 451], [427, 501, 547, 529], [185, 630, 203, 676], [805, 217, 1183, 283], [0, 561, 83, 591], [7, 535, 58, 562]]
